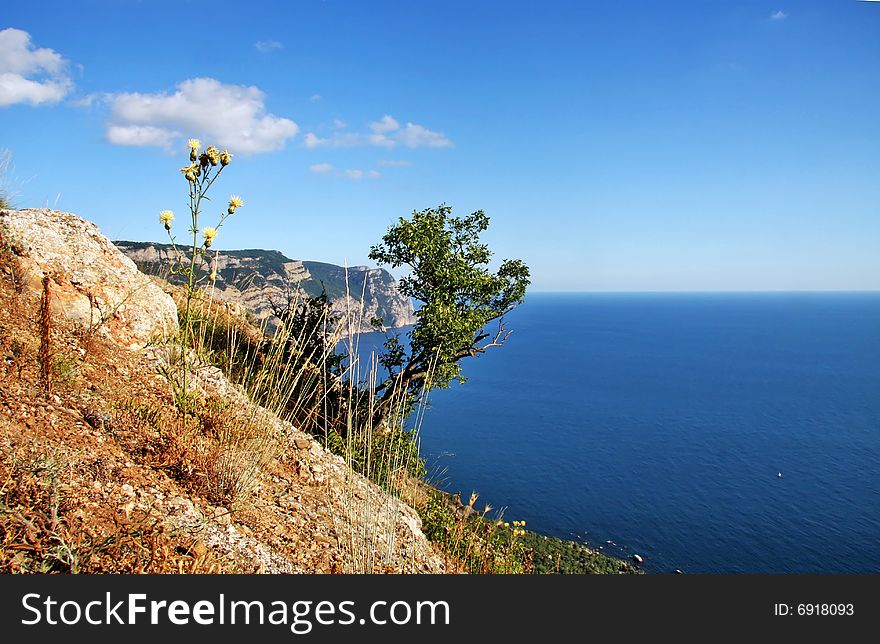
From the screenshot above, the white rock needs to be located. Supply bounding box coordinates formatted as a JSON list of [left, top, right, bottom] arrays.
[[0, 208, 178, 349]]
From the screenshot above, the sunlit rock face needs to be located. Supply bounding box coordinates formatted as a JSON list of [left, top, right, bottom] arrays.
[[115, 241, 416, 333], [1, 208, 178, 349]]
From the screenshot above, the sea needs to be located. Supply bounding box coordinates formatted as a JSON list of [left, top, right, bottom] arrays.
[[358, 292, 880, 573]]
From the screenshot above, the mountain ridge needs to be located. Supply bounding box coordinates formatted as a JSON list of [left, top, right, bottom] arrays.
[[114, 240, 417, 333]]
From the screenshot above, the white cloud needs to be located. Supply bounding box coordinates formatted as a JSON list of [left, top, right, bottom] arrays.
[[0, 28, 64, 76], [770, 10, 788, 20], [254, 39, 283, 53], [70, 93, 97, 108], [309, 94, 322, 102], [367, 132, 398, 148], [0, 28, 72, 106], [332, 118, 347, 129], [106, 77, 298, 154], [0, 73, 70, 106], [303, 130, 388, 149], [378, 159, 411, 168], [303, 114, 451, 149], [369, 115, 400, 134], [106, 124, 178, 149], [343, 169, 380, 180], [310, 163, 379, 179], [303, 132, 326, 148], [395, 122, 453, 148]]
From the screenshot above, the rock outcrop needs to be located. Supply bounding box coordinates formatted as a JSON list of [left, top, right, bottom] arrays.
[[0, 209, 178, 350], [115, 241, 417, 333]]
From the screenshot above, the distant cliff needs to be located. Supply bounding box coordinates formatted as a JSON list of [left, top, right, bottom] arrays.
[[114, 241, 416, 333]]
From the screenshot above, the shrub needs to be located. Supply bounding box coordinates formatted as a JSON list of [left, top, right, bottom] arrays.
[[417, 490, 531, 574]]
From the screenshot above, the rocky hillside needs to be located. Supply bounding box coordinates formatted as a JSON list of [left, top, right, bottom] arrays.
[[0, 208, 445, 573], [0, 207, 639, 576], [115, 241, 416, 333]]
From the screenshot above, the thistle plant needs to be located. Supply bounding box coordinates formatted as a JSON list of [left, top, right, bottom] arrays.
[[160, 138, 243, 413]]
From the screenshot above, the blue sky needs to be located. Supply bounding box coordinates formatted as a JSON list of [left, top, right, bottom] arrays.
[[1, 0, 878, 291]]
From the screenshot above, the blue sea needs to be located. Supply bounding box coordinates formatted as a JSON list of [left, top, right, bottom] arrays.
[[363, 292, 880, 573]]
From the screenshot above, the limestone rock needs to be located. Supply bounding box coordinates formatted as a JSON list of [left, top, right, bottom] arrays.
[[115, 241, 417, 333], [1, 208, 178, 349]]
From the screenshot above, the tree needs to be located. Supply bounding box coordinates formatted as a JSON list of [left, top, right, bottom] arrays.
[[368, 204, 530, 422]]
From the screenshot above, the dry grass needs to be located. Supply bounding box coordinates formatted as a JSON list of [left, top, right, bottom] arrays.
[[322, 273, 432, 572], [0, 423, 224, 574], [0, 265, 233, 573], [0, 234, 447, 574], [0, 148, 19, 211]]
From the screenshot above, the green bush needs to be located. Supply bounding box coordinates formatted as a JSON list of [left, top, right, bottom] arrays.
[[417, 488, 640, 574], [417, 490, 530, 574]]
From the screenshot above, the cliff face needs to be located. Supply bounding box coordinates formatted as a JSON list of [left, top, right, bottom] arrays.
[[115, 241, 416, 333]]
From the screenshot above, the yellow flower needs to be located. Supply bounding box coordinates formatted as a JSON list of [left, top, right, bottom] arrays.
[[219, 149, 232, 166], [206, 146, 220, 166], [187, 138, 201, 161], [227, 195, 244, 214], [159, 210, 175, 230], [202, 227, 218, 247], [209, 271, 217, 282], [181, 164, 197, 182]]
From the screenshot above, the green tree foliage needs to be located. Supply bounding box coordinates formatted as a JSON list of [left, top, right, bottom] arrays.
[[368, 204, 530, 419]]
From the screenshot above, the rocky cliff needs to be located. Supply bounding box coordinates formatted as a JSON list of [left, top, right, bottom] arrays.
[[115, 241, 416, 333], [0, 208, 445, 573]]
